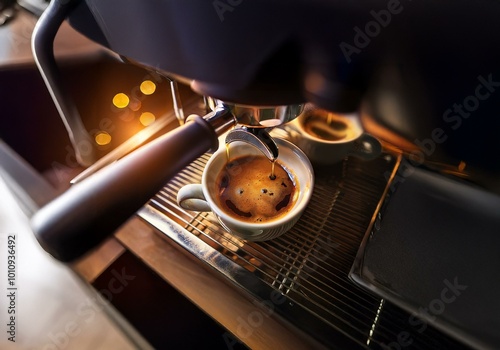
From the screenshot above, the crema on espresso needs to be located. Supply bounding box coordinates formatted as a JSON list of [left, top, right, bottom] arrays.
[[215, 155, 297, 223]]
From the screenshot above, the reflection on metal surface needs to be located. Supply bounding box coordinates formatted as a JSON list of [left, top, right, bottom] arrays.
[[206, 97, 304, 128], [225, 127, 279, 162], [139, 148, 468, 348], [367, 299, 385, 346]]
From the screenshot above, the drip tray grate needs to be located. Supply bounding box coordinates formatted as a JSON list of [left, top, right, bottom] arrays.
[[139, 151, 468, 349]]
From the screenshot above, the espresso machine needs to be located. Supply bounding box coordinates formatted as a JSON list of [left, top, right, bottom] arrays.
[[29, 0, 500, 348]]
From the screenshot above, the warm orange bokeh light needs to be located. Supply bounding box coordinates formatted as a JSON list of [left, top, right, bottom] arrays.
[[95, 131, 112, 145], [139, 112, 156, 126], [140, 80, 156, 95], [112, 93, 130, 108]]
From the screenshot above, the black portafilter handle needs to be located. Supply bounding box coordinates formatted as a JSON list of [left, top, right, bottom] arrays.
[[31, 108, 236, 262]]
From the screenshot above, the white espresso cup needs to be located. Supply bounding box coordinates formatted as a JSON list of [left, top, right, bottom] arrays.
[[283, 105, 382, 165], [177, 138, 314, 241]]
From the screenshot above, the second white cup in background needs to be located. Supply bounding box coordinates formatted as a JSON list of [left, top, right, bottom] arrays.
[[283, 104, 382, 165]]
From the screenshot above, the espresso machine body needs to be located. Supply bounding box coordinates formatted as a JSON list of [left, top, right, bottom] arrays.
[[67, 0, 500, 175]]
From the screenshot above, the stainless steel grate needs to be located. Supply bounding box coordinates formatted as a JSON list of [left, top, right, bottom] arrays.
[[139, 150, 469, 349]]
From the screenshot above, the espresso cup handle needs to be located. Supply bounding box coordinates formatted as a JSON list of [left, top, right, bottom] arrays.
[[177, 184, 212, 212], [349, 133, 382, 160]]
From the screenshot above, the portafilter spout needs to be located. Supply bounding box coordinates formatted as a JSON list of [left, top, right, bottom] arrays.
[[226, 127, 279, 162], [208, 98, 304, 161], [207, 97, 304, 128]]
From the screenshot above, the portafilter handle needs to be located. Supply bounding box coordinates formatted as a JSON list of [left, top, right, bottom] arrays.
[[31, 106, 236, 262]]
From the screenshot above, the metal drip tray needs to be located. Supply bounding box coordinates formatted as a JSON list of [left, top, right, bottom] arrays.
[[138, 150, 467, 349]]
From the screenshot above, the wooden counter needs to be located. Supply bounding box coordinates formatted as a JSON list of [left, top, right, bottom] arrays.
[[74, 217, 327, 349]]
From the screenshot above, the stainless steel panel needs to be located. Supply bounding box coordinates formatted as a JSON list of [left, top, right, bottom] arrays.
[[139, 149, 468, 349]]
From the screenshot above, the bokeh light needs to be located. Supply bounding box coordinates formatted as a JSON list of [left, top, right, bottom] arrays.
[[139, 112, 156, 126], [112, 93, 130, 108], [140, 80, 156, 95], [95, 131, 112, 145]]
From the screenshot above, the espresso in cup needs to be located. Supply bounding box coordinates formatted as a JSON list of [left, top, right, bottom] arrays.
[[177, 138, 314, 241], [215, 155, 297, 223]]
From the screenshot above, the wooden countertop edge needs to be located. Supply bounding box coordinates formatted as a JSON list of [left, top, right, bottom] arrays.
[[111, 216, 326, 350], [72, 237, 126, 283]]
